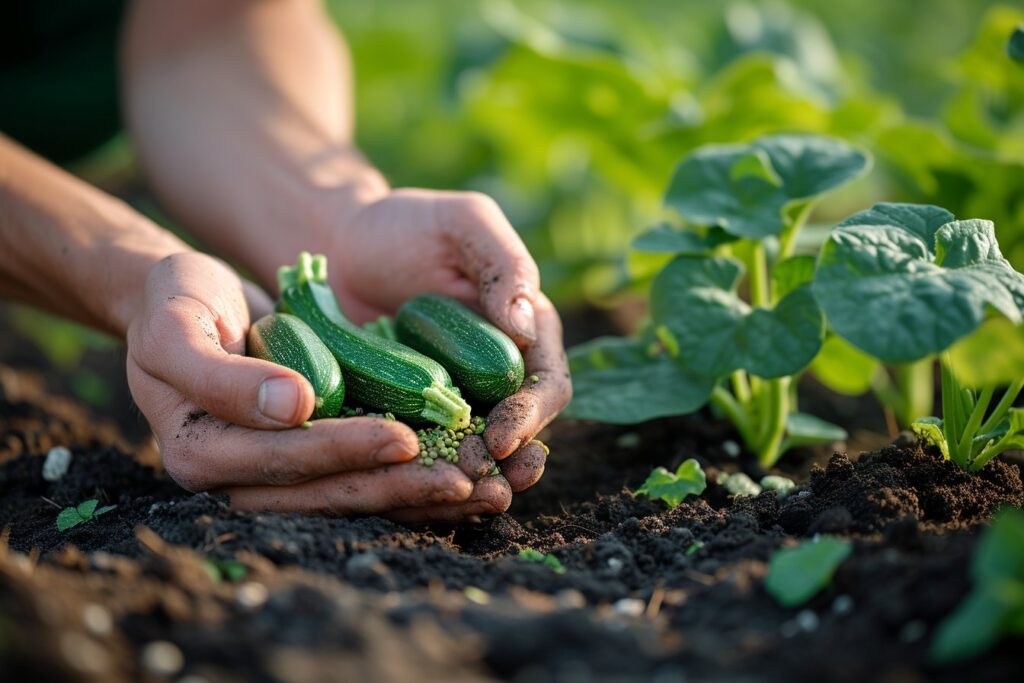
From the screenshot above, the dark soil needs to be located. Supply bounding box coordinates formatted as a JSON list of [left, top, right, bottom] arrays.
[[1, 365, 1023, 683]]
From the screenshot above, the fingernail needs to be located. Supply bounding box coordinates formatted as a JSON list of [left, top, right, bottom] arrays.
[[508, 297, 537, 343], [374, 441, 415, 464], [258, 377, 300, 423]]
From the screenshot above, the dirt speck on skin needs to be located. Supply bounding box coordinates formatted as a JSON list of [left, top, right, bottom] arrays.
[[1, 372, 1023, 683]]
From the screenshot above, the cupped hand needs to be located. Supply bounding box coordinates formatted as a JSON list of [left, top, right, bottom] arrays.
[[125, 251, 511, 520], [319, 190, 571, 502]]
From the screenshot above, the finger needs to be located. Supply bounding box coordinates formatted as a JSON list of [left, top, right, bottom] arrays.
[[135, 294, 316, 428], [167, 415, 420, 490], [386, 475, 513, 524], [441, 192, 541, 345], [500, 441, 547, 493], [221, 460, 473, 515], [456, 435, 497, 481], [484, 294, 572, 458]]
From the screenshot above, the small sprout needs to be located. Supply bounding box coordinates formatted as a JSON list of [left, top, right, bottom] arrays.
[[760, 475, 796, 495], [636, 459, 706, 507], [686, 541, 704, 556], [765, 537, 852, 607], [519, 548, 566, 574], [56, 499, 116, 532], [301, 421, 313, 430], [488, 465, 501, 476], [718, 471, 762, 497], [203, 559, 248, 584]]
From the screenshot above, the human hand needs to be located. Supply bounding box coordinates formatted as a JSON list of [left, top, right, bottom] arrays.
[[125, 251, 512, 519], [320, 189, 572, 489]]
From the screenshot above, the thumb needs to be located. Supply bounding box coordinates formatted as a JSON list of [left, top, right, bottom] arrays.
[[132, 295, 316, 429]]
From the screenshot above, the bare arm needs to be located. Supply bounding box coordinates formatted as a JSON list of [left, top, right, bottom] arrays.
[[0, 134, 186, 336], [122, 0, 384, 290]]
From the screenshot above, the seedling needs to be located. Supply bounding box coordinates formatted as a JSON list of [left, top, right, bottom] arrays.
[[202, 559, 249, 583], [519, 548, 566, 574], [765, 537, 852, 607], [813, 203, 1024, 471], [55, 499, 116, 532], [567, 134, 866, 466], [930, 507, 1024, 663], [637, 459, 707, 507]]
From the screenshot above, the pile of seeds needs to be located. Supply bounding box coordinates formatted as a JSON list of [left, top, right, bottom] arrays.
[[417, 416, 486, 467]]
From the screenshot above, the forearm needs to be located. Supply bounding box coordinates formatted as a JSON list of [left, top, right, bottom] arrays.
[[0, 135, 188, 336], [123, 0, 387, 291]]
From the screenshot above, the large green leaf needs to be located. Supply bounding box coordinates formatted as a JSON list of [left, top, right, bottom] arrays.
[[814, 203, 1024, 363], [810, 335, 879, 396], [651, 256, 824, 379], [765, 537, 852, 607], [948, 317, 1024, 387], [565, 336, 714, 424], [664, 134, 870, 238], [782, 412, 848, 453], [631, 224, 734, 254]]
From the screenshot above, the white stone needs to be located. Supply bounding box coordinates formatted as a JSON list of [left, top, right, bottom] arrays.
[[42, 446, 73, 481]]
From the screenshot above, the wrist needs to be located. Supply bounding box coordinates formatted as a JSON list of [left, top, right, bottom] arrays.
[[232, 145, 390, 292]]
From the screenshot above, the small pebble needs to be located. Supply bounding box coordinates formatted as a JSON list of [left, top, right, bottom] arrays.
[[606, 557, 625, 573], [611, 598, 645, 618], [555, 589, 586, 609], [140, 640, 184, 677], [760, 475, 796, 494], [831, 594, 854, 616], [722, 472, 762, 497], [60, 632, 109, 674], [81, 603, 112, 636], [899, 619, 927, 643], [235, 582, 269, 611], [795, 609, 819, 632], [722, 440, 741, 458], [463, 586, 490, 605], [42, 446, 73, 482]]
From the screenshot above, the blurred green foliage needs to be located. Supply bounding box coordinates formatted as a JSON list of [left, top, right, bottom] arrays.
[[30, 0, 1024, 384]]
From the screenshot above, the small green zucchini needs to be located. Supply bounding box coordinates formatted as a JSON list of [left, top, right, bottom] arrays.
[[395, 295, 524, 404], [247, 313, 345, 419], [277, 253, 471, 429]]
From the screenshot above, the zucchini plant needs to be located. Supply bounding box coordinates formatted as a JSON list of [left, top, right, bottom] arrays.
[[813, 203, 1024, 471], [567, 134, 869, 466]]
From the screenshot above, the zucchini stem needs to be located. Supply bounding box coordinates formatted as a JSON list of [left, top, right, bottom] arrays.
[[420, 382, 472, 430]]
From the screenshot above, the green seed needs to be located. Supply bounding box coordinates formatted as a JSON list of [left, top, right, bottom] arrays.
[[301, 421, 313, 429], [530, 374, 539, 383]]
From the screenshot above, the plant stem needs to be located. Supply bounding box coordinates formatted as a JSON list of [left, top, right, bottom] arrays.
[[778, 201, 814, 259], [749, 242, 770, 309], [957, 385, 994, 459], [711, 385, 756, 449], [757, 377, 790, 467], [979, 378, 1024, 435], [731, 370, 752, 406]]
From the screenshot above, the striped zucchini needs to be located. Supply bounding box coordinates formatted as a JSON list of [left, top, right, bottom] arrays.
[[247, 313, 345, 419], [277, 253, 471, 429], [395, 295, 525, 404]]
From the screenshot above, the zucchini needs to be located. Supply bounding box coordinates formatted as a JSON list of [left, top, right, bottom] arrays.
[[247, 313, 345, 419], [277, 253, 471, 429], [395, 295, 525, 404]]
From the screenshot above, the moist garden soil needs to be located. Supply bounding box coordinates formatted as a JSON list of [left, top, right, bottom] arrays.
[[1, 365, 1023, 683]]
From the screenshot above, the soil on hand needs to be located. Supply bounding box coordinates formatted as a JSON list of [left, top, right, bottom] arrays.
[[1, 366, 1022, 683]]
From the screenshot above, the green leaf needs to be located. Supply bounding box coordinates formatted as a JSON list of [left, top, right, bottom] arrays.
[[782, 412, 848, 453], [56, 507, 85, 532], [518, 548, 566, 574], [665, 134, 869, 239], [76, 499, 99, 519], [94, 505, 117, 517], [630, 224, 734, 255], [949, 317, 1024, 388], [651, 256, 823, 379], [814, 203, 1024, 363], [765, 537, 852, 607], [1010, 25, 1024, 62], [809, 335, 879, 396], [772, 255, 818, 301], [930, 508, 1024, 663], [636, 459, 707, 507], [565, 336, 714, 424], [912, 417, 950, 460]]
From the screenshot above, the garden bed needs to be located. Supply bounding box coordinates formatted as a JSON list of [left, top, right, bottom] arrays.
[[1, 366, 1022, 682]]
